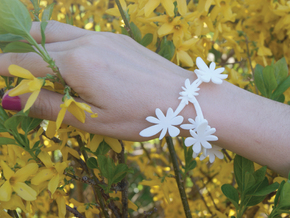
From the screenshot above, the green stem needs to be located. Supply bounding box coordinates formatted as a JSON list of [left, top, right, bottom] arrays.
[[115, 0, 135, 40], [26, 34, 67, 87], [165, 136, 192, 218], [77, 138, 110, 218]]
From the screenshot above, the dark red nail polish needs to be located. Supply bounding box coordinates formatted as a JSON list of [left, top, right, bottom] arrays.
[[2, 94, 22, 111]]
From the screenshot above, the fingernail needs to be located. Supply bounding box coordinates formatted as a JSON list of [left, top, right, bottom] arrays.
[[2, 94, 22, 111]]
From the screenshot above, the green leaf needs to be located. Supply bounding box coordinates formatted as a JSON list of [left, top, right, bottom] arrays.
[[158, 37, 175, 61], [263, 65, 277, 97], [130, 22, 142, 43], [97, 155, 114, 183], [0, 33, 24, 42], [0, 106, 9, 122], [3, 41, 36, 53], [234, 155, 255, 192], [244, 172, 256, 194], [254, 64, 267, 97], [21, 117, 42, 134], [272, 75, 290, 100], [279, 181, 290, 208], [0, 0, 32, 38], [30, 0, 40, 13], [41, 3, 55, 22], [112, 164, 129, 184], [221, 184, 239, 210], [185, 160, 197, 173], [4, 115, 23, 133], [245, 166, 267, 194], [245, 194, 266, 206], [274, 57, 288, 85], [251, 182, 279, 196], [86, 157, 99, 169], [275, 180, 286, 207], [40, 21, 48, 48], [121, 26, 129, 36], [0, 122, 8, 132], [95, 140, 111, 156], [140, 33, 153, 47], [0, 137, 16, 145]]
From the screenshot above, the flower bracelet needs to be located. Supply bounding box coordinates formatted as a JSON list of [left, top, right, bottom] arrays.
[[139, 57, 228, 163]]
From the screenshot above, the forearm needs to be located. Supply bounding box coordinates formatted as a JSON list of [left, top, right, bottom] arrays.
[[191, 80, 290, 177]]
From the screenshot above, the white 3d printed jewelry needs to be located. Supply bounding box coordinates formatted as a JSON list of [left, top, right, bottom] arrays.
[[140, 57, 228, 162]]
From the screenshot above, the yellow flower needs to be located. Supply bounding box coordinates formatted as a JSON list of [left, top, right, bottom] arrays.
[[174, 37, 198, 67], [0, 160, 38, 202], [154, 15, 191, 42], [88, 135, 122, 153], [55, 97, 96, 130], [31, 151, 67, 195], [144, 0, 174, 17], [8, 65, 45, 112]]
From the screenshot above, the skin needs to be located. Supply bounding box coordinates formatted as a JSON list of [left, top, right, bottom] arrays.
[[0, 21, 290, 177]]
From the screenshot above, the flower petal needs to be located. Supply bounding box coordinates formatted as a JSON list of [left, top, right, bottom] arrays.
[[0, 181, 12, 201], [159, 127, 168, 140], [8, 80, 30, 96], [155, 108, 165, 120], [12, 182, 37, 201], [48, 174, 60, 195], [192, 142, 202, 153], [14, 163, 38, 182], [139, 125, 163, 137], [1, 160, 14, 180], [56, 108, 67, 130], [23, 90, 40, 112], [31, 169, 54, 185], [195, 57, 209, 72], [144, 0, 160, 17], [201, 140, 212, 149], [184, 137, 196, 147], [38, 151, 53, 168], [171, 115, 184, 125], [146, 116, 160, 124], [105, 137, 122, 153], [8, 65, 34, 79], [168, 125, 180, 137]]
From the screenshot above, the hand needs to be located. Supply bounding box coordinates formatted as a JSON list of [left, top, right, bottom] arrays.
[[0, 21, 194, 141]]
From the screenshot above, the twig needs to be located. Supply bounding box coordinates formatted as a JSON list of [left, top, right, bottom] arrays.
[[66, 205, 85, 218], [244, 35, 259, 94], [76, 136, 110, 218], [115, 0, 135, 39], [117, 140, 128, 218], [166, 136, 192, 218]]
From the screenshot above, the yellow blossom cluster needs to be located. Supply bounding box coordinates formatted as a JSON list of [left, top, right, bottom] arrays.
[[1, 0, 290, 218]]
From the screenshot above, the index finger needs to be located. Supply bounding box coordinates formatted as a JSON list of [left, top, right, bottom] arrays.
[[30, 20, 90, 44]]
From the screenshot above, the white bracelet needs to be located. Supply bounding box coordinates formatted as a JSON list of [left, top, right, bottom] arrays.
[[140, 57, 228, 162]]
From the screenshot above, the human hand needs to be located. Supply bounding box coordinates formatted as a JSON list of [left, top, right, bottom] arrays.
[[0, 21, 194, 141]]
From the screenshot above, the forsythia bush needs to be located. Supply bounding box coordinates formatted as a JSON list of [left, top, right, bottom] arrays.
[[1, 0, 290, 217]]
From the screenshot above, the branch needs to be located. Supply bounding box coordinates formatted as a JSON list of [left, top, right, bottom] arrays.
[[66, 205, 85, 218], [115, 0, 135, 39], [165, 136, 192, 218], [117, 140, 128, 218]]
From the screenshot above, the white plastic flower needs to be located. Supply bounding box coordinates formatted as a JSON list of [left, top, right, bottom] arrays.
[[199, 145, 224, 163], [139, 108, 183, 140], [180, 115, 204, 130], [184, 119, 218, 153], [179, 79, 200, 104], [194, 57, 227, 84]]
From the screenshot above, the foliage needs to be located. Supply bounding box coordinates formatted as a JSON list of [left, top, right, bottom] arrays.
[[0, 0, 290, 217]]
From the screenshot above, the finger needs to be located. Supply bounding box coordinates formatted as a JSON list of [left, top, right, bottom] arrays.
[[0, 51, 61, 77], [1, 89, 101, 132], [30, 21, 90, 44]]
